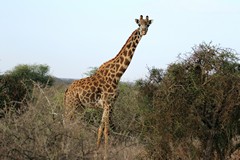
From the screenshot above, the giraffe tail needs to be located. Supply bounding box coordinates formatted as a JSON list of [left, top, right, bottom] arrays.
[[63, 88, 68, 105]]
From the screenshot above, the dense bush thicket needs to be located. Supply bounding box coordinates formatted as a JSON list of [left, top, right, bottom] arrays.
[[140, 43, 240, 159], [1, 43, 239, 159]]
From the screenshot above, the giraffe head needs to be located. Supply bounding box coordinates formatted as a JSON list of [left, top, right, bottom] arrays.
[[135, 15, 153, 36]]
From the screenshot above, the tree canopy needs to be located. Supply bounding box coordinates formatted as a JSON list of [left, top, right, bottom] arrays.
[[6, 64, 54, 86]]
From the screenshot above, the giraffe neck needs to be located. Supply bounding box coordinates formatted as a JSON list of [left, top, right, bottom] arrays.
[[96, 29, 142, 84]]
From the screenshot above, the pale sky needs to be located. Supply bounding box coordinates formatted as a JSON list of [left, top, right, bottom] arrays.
[[0, 0, 240, 81]]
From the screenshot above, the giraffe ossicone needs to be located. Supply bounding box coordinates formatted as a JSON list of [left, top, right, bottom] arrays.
[[64, 15, 152, 159]]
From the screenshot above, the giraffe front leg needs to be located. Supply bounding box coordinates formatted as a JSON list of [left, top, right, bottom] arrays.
[[97, 106, 110, 159], [97, 106, 109, 149]]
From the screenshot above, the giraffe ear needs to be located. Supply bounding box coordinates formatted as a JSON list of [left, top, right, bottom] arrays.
[[147, 20, 153, 27], [149, 20, 153, 25], [135, 19, 139, 24]]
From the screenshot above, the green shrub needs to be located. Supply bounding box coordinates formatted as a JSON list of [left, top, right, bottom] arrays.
[[0, 64, 54, 116]]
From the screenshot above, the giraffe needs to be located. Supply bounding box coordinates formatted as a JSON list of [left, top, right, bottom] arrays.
[[64, 15, 152, 158]]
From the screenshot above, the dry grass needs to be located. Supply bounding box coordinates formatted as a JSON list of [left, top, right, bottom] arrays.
[[0, 83, 147, 160]]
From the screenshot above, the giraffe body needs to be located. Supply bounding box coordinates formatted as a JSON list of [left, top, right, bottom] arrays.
[[64, 15, 152, 159]]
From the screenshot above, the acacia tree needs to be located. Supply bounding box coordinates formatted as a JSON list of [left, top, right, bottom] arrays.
[[146, 43, 240, 159]]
